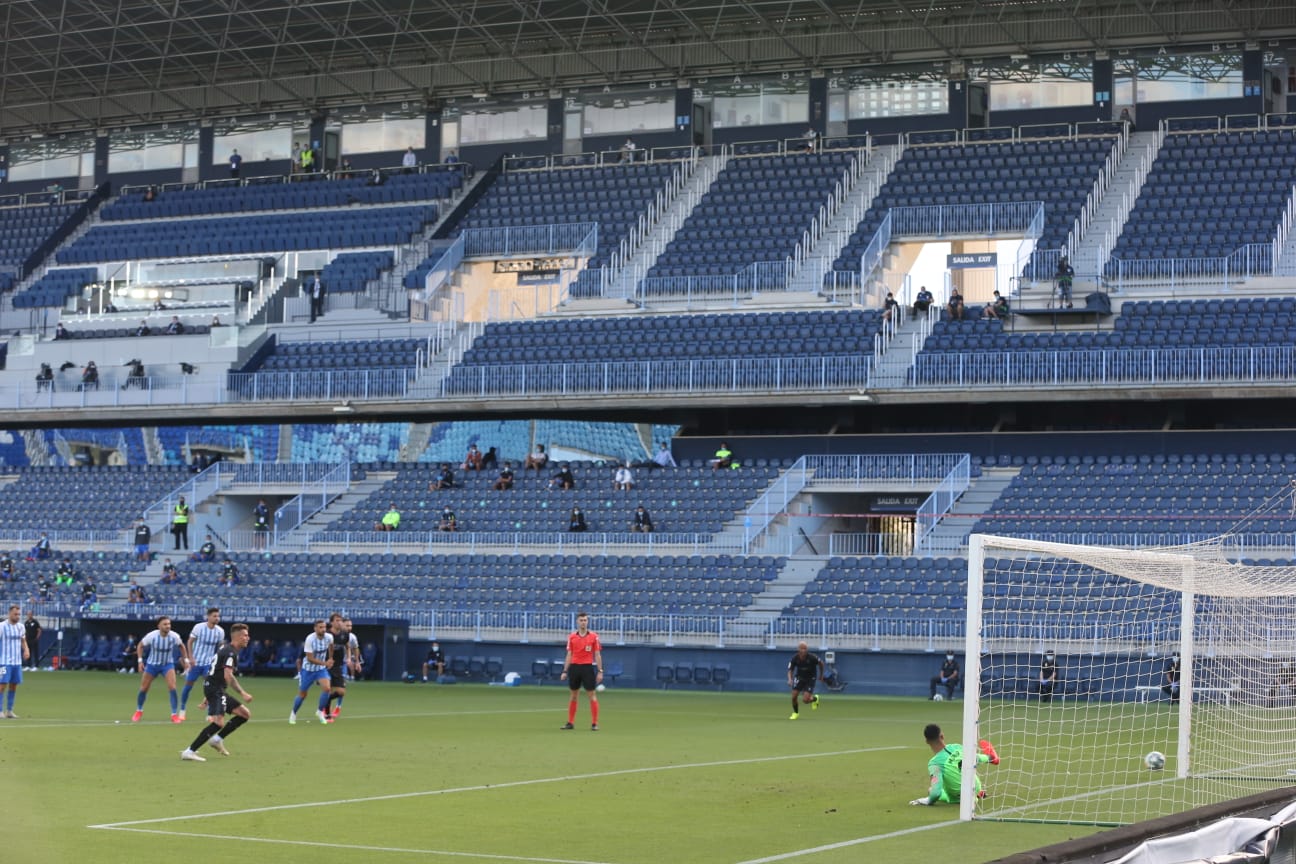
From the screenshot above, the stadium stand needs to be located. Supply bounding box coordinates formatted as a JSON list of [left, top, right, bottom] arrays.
[[787, 555, 968, 635], [250, 337, 426, 373], [11, 267, 99, 309], [291, 423, 410, 464], [418, 421, 533, 464], [0, 465, 191, 530], [320, 251, 395, 293], [0, 203, 80, 273]]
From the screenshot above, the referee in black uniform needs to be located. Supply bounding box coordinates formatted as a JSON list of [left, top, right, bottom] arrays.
[[181, 623, 253, 761], [787, 641, 824, 720]]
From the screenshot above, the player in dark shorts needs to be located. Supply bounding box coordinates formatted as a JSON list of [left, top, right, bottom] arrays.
[[787, 641, 824, 720], [326, 614, 351, 719], [181, 623, 253, 761]]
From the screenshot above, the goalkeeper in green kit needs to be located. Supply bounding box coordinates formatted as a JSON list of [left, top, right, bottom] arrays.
[[910, 723, 1000, 806]]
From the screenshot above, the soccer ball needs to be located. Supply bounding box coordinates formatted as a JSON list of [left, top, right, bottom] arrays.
[[932, 694, 945, 702], [596, 684, 606, 692], [1144, 750, 1166, 770]]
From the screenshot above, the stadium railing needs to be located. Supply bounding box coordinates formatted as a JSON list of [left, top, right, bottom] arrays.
[[460, 223, 598, 259], [1105, 243, 1275, 292], [224, 529, 745, 555]]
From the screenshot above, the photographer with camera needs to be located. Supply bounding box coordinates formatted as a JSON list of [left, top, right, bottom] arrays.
[[35, 363, 54, 392], [121, 358, 147, 390]]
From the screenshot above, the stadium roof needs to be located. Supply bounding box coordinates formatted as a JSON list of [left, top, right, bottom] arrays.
[[3, 0, 1295, 137]]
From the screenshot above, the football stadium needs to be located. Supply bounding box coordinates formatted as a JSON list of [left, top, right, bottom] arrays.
[[5, 2, 1296, 862]]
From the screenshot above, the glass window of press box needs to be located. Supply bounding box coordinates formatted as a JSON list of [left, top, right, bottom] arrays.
[[335, 106, 426, 154], [450, 102, 548, 145], [10, 136, 95, 183], [1115, 52, 1243, 104], [581, 91, 675, 135], [976, 59, 1093, 111], [108, 126, 200, 174], [700, 76, 809, 128], [842, 76, 949, 119], [212, 118, 298, 166]]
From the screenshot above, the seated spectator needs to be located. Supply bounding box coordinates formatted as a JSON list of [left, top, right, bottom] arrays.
[[35, 574, 52, 601], [165, 315, 185, 335], [429, 463, 455, 491], [481, 446, 498, 470], [28, 533, 51, 562], [119, 634, 139, 672], [79, 577, 98, 611], [79, 361, 99, 391], [567, 506, 587, 532], [35, 363, 54, 392], [438, 507, 458, 533], [55, 557, 76, 585], [190, 534, 217, 562], [929, 650, 960, 700], [549, 463, 576, 491], [142, 185, 157, 203], [881, 292, 898, 324], [984, 291, 1009, 320], [652, 442, 676, 469], [946, 288, 965, 321], [159, 558, 180, 584], [711, 441, 735, 471], [913, 285, 934, 315], [493, 463, 515, 491], [367, 169, 386, 187], [802, 126, 819, 154], [422, 642, 445, 681], [153, 299, 167, 311], [0, 554, 13, 582], [219, 558, 241, 586], [524, 443, 549, 470], [629, 506, 654, 533], [136, 319, 151, 337], [612, 462, 634, 491], [210, 315, 223, 327], [127, 579, 149, 604], [54, 323, 69, 341], [461, 443, 484, 472], [376, 504, 401, 532]]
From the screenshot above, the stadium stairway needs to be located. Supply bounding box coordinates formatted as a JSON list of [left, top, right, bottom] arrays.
[[923, 466, 1020, 553], [270, 470, 400, 548], [870, 312, 929, 387], [1031, 129, 1163, 301], [729, 556, 829, 636]]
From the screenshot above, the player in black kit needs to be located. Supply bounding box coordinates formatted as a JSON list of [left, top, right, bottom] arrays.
[[787, 641, 825, 720], [325, 613, 354, 719], [181, 623, 253, 761]]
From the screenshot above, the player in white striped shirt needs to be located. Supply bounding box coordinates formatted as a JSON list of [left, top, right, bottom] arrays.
[[0, 604, 30, 718], [132, 615, 192, 723], [289, 619, 334, 725], [179, 608, 224, 721]]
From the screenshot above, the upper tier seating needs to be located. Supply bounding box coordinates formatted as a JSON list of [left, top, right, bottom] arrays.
[[255, 337, 425, 373], [48, 427, 146, 464], [829, 137, 1114, 279], [101, 170, 462, 221], [1111, 130, 1296, 263], [533, 420, 649, 462], [57, 205, 437, 263], [291, 422, 410, 464], [326, 462, 779, 535], [155, 425, 279, 465], [0, 465, 191, 530], [11, 267, 98, 309], [419, 421, 533, 464], [150, 552, 785, 618], [321, 251, 395, 293], [648, 153, 855, 279], [0, 203, 78, 271]]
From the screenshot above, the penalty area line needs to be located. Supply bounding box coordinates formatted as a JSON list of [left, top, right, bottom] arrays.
[[89, 745, 905, 830], [731, 820, 962, 864], [93, 827, 623, 864]]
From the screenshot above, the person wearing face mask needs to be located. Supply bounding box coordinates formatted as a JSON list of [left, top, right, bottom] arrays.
[[1039, 650, 1058, 703], [930, 651, 960, 700], [422, 642, 446, 682], [1161, 652, 1181, 703]]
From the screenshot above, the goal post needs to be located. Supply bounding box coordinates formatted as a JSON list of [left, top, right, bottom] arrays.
[[963, 533, 1296, 826]]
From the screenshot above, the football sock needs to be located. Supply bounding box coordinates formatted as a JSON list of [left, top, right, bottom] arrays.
[[317, 691, 331, 712], [5, 689, 13, 711], [291, 695, 305, 714], [221, 714, 247, 739], [169, 690, 178, 713], [179, 682, 194, 710], [791, 695, 799, 715], [189, 722, 221, 751], [590, 700, 599, 725], [137, 690, 148, 710], [567, 699, 578, 724], [331, 695, 343, 711]]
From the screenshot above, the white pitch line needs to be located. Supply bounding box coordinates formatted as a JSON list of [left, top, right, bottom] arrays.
[[731, 820, 962, 864], [96, 827, 622, 864], [0, 707, 555, 730], [89, 745, 905, 829]]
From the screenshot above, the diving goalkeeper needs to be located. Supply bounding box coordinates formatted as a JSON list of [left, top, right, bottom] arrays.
[[910, 723, 999, 806]]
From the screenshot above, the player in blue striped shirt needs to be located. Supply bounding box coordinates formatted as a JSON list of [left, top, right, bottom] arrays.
[[289, 619, 334, 725], [0, 604, 30, 718], [179, 608, 224, 721], [132, 616, 192, 723]]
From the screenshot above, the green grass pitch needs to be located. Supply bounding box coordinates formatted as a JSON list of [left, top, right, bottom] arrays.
[[3, 672, 1109, 864]]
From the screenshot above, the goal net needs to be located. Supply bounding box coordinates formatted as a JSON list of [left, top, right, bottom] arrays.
[[963, 533, 1296, 826]]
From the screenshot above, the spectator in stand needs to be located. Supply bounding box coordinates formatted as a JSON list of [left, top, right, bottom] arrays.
[[481, 446, 499, 471], [1055, 256, 1075, 309], [229, 149, 242, 177], [402, 146, 418, 173], [29, 533, 52, 562], [153, 298, 167, 311], [376, 504, 401, 532], [946, 288, 965, 321], [165, 316, 185, 335], [882, 291, 898, 324], [219, 557, 241, 586], [0, 554, 14, 582], [913, 285, 934, 316], [135, 319, 150, 337], [133, 519, 152, 562], [55, 557, 77, 586], [191, 534, 217, 562], [422, 642, 445, 681], [567, 506, 588, 532], [620, 138, 638, 163], [629, 505, 654, 534], [127, 579, 149, 604], [438, 507, 458, 533], [461, 443, 484, 472], [711, 442, 735, 471], [444, 151, 460, 165], [613, 462, 635, 491], [252, 498, 271, 549], [142, 185, 158, 203], [79, 361, 99, 391], [79, 577, 98, 611], [210, 316, 223, 328], [493, 462, 515, 491], [524, 443, 549, 471], [1119, 107, 1136, 131], [802, 127, 819, 154], [35, 574, 52, 601], [430, 463, 455, 491], [651, 442, 677, 469], [549, 463, 576, 491], [35, 363, 54, 392], [159, 558, 180, 584], [984, 291, 1010, 320], [54, 322, 69, 341], [337, 156, 353, 179]]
